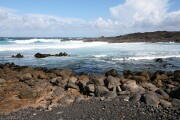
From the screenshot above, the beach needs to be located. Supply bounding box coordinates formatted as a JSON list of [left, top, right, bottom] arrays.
[[0, 62, 179, 119]]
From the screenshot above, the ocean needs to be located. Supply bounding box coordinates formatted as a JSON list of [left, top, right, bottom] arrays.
[[0, 38, 180, 74]]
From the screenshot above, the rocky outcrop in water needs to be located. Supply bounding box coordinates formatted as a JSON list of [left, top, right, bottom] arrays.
[[0, 63, 179, 115], [34, 52, 69, 58], [11, 53, 24, 58]]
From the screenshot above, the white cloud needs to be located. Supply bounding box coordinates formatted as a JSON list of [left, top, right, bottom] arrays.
[[0, 0, 180, 37]]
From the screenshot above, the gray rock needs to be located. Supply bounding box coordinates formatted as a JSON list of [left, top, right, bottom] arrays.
[[172, 99, 180, 108], [155, 89, 169, 100], [159, 99, 172, 108], [141, 91, 160, 107], [129, 93, 141, 103], [67, 82, 79, 90], [106, 76, 120, 89], [21, 73, 32, 81], [118, 90, 131, 95], [95, 86, 109, 97], [0, 78, 6, 84], [58, 94, 75, 107]]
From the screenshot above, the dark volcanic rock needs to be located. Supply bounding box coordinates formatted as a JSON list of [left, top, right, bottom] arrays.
[[105, 69, 118, 77], [155, 58, 163, 63], [34, 52, 69, 58], [11, 53, 24, 58]]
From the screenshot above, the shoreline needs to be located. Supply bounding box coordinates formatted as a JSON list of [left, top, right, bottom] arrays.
[[0, 63, 179, 119]]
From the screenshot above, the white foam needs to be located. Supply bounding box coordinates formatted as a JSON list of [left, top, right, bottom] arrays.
[[0, 41, 108, 51], [112, 55, 180, 61], [9, 38, 62, 44], [94, 54, 107, 58]]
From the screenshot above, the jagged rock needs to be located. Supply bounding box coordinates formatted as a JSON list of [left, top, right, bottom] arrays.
[[11, 53, 24, 58], [0, 78, 6, 84], [129, 93, 141, 103], [105, 76, 120, 89], [141, 91, 160, 107], [21, 73, 32, 81], [95, 86, 109, 97], [105, 69, 118, 77], [155, 89, 169, 100], [159, 99, 172, 108]]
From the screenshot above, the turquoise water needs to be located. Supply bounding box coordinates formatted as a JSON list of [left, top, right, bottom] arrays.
[[0, 38, 180, 74]]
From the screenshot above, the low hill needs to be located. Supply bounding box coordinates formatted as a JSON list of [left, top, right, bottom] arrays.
[[84, 31, 180, 43]]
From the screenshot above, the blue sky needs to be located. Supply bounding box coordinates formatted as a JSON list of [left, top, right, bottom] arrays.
[[0, 0, 180, 37]]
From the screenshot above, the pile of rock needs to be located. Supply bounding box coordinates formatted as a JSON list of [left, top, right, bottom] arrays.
[[0, 63, 179, 114], [34, 52, 68, 58]]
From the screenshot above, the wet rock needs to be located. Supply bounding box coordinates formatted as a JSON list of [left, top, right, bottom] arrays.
[[21, 73, 33, 81], [123, 70, 132, 78], [0, 78, 6, 84], [171, 99, 180, 108], [155, 89, 169, 100], [173, 70, 180, 81], [105, 69, 118, 77], [141, 91, 160, 107], [34, 52, 48, 58], [159, 99, 172, 108], [155, 58, 163, 63], [129, 93, 141, 103], [95, 86, 109, 97], [105, 76, 120, 90], [11, 53, 24, 58]]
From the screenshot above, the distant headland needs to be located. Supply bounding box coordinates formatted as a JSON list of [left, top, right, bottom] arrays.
[[84, 31, 180, 43]]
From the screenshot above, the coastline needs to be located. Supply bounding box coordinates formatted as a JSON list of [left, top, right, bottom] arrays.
[[0, 63, 179, 119]]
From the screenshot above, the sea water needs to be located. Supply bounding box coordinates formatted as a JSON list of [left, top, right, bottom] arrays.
[[0, 38, 180, 74]]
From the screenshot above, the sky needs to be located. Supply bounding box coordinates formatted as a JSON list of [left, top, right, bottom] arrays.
[[0, 0, 180, 37]]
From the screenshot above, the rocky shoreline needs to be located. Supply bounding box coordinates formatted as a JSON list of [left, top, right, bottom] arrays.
[[84, 31, 180, 43], [0, 63, 179, 119]]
